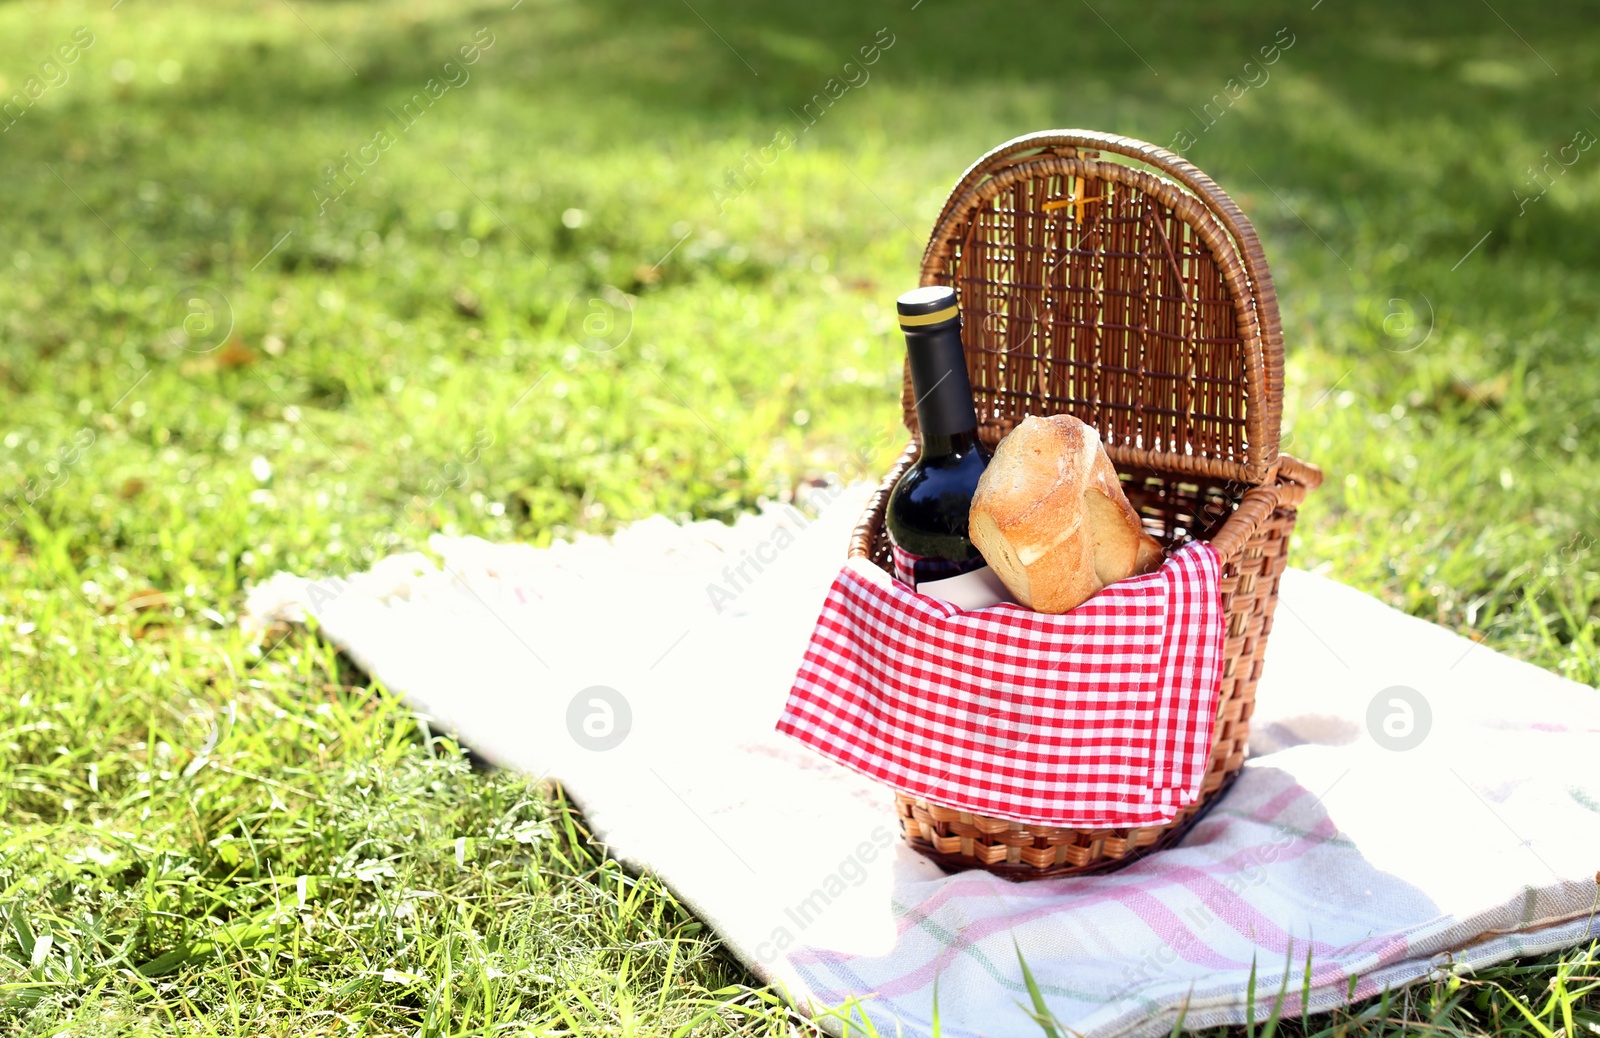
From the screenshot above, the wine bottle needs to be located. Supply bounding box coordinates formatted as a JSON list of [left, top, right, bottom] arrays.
[[885, 286, 994, 597]]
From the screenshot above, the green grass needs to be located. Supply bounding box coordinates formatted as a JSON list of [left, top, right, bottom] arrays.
[[1, 0, 1596, 1033]]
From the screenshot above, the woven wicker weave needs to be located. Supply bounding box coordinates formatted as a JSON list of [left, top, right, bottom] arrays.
[[849, 130, 1323, 879]]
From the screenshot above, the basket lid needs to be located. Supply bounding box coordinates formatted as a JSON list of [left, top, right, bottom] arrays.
[[911, 130, 1285, 486]]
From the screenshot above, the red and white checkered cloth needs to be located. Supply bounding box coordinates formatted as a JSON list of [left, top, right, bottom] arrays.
[[776, 541, 1224, 829]]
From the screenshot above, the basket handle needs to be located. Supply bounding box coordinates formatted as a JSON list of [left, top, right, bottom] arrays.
[[921, 130, 1286, 486], [1207, 485, 1283, 562], [1208, 452, 1323, 561]]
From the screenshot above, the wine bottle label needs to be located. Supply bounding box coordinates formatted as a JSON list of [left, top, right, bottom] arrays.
[[891, 544, 987, 588], [916, 565, 1015, 609]]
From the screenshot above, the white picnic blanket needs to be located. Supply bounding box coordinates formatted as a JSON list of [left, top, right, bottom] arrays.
[[245, 482, 1600, 1037]]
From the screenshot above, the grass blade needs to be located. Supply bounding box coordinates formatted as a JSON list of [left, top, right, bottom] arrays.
[[1013, 940, 1066, 1038]]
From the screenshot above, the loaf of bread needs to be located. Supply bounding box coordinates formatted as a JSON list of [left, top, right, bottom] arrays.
[[968, 414, 1164, 613]]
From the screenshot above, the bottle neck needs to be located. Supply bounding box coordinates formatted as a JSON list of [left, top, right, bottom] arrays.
[[905, 318, 979, 459]]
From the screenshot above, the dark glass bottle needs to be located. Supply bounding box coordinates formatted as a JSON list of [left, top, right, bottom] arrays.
[[885, 286, 991, 589]]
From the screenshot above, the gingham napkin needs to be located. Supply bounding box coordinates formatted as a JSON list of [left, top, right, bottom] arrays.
[[776, 543, 1224, 828]]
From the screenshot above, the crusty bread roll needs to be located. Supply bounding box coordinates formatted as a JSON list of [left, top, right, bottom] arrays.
[[969, 414, 1164, 613]]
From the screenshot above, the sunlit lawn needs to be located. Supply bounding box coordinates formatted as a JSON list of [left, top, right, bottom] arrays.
[[1, 0, 1595, 1033]]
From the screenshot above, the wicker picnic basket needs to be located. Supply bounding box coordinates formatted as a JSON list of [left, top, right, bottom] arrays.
[[850, 130, 1323, 879]]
